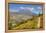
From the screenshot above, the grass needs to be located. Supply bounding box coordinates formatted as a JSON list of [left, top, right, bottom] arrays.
[[8, 17, 38, 30], [8, 13, 43, 30]]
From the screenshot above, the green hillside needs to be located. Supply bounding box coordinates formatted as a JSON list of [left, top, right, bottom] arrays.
[[8, 16, 38, 30]]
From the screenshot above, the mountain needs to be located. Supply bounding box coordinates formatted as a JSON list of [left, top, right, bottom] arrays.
[[9, 9, 38, 23], [17, 9, 37, 16], [10, 9, 37, 16]]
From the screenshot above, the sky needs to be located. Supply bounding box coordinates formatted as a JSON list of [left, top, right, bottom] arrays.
[[8, 3, 43, 14]]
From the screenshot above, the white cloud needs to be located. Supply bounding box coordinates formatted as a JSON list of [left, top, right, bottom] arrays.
[[9, 9, 19, 12], [10, 7, 34, 12], [37, 7, 42, 10], [20, 7, 34, 11], [28, 7, 34, 11], [20, 7, 25, 9], [25, 7, 34, 12]]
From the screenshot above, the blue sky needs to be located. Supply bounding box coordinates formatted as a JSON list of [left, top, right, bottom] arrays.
[[8, 3, 43, 14]]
